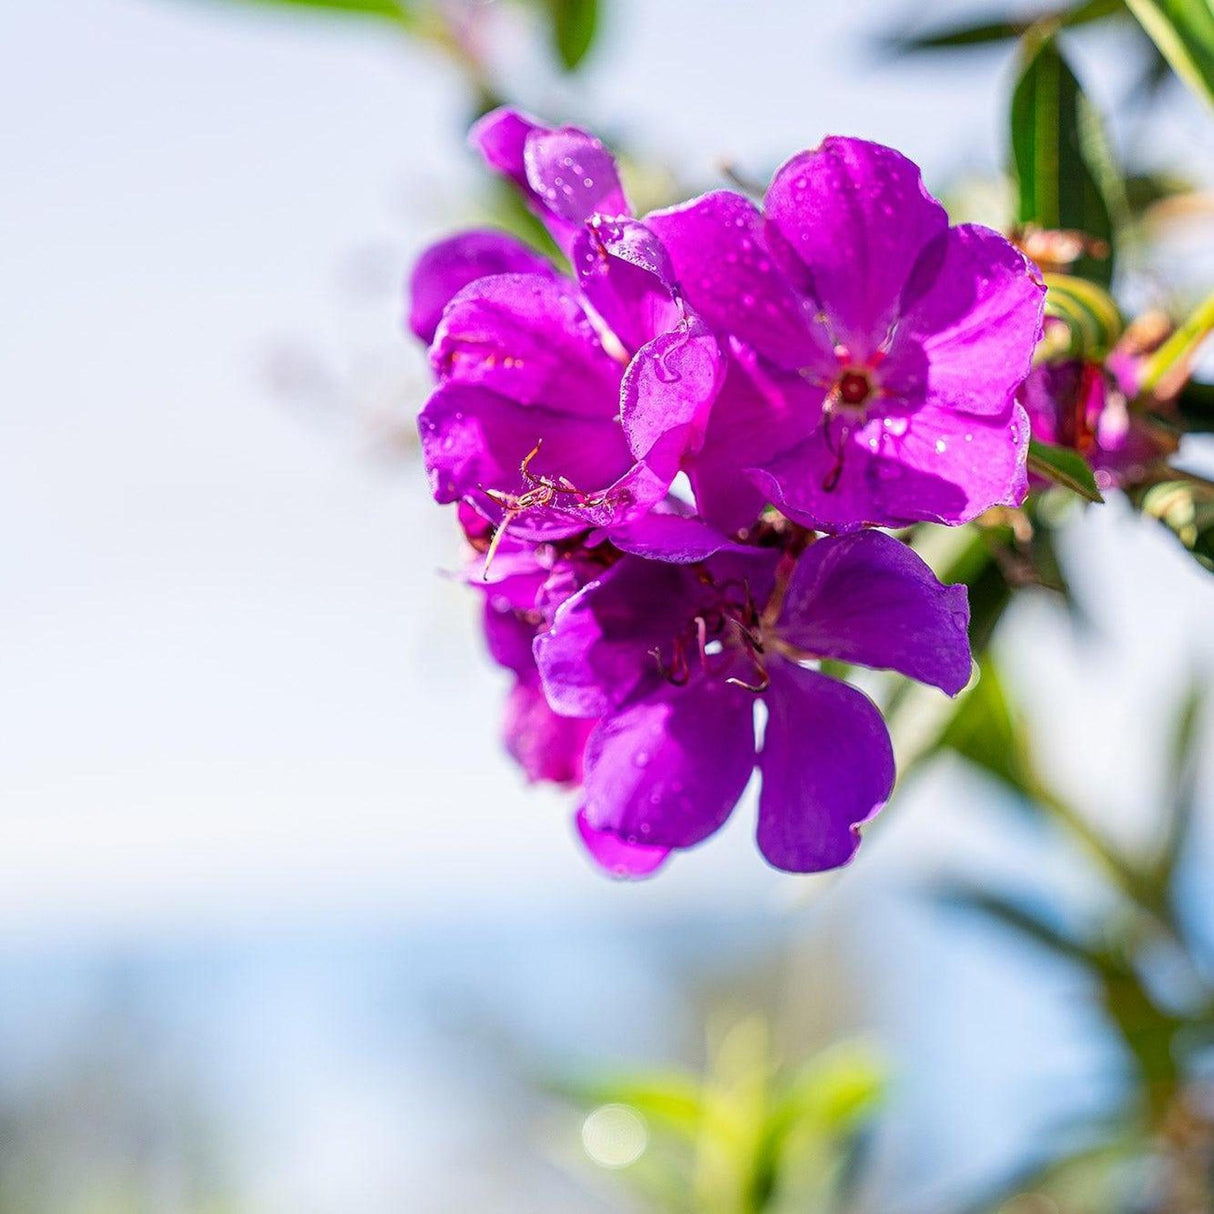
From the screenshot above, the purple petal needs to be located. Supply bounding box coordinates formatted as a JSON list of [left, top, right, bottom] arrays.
[[601, 513, 746, 563], [778, 531, 971, 695], [621, 317, 722, 481], [689, 347, 824, 534], [750, 400, 1029, 529], [503, 680, 595, 785], [535, 558, 701, 717], [482, 596, 542, 677], [417, 380, 634, 531], [469, 108, 628, 257], [469, 107, 535, 195], [764, 137, 948, 360], [581, 679, 757, 850], [408, 230, 554, 345], [874, 400, 1031, 522], [572, 218, 682, 354], [575, 808, 670, 879], [756, 663, 894, 872], [645, 191, 832, 370], [882, 224, 1045, 417], [431, 273, 620, 414], [525, 125, 629, 227]]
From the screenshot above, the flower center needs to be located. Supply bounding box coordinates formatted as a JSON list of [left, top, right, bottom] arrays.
[[835, 368, 874, 410], [649, 574, 770, 693]]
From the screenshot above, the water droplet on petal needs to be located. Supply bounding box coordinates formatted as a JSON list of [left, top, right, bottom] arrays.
[[934, 438, 947, 454]]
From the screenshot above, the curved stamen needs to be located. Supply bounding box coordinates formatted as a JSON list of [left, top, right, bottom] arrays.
[[726, 656, 770, 694]]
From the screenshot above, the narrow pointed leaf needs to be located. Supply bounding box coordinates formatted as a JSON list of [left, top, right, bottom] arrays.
[[1138, 291, 1214, 394], [937, 881, 1103, 966], [1125, 0, 1214, 106], [1028, 439, 1106, 502], [1011, 31, 1117, 284]]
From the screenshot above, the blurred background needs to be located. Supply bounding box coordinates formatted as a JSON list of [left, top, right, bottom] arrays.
[[3, 0, 1214, 1210]]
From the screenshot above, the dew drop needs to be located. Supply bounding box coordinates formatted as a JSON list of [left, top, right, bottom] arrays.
[[634, 751, 650, 768], [934, 438, 947, 454]]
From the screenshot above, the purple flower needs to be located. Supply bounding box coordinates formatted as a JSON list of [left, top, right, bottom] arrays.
[[414, 110, 722, 545], [1019, 358, 1170, 491], [645, 137, 1045, 533], [534, 529, 970, 875], [461, 505, 599, 785]]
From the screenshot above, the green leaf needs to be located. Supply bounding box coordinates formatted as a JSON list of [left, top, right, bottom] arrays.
[[937, 881, 1103, 966], [544, 0, 599, 70], [885, 0, 1122, 52], [1027, 439, 1106, 502], [200, 0, 417, 25], [934, 656, 1033, 794], [1153, 680, 1206, 890], [558, 1073, 704, 1139], [1125, 0, 1214, 106], [1011, 31, 1117, 284], [1138, 290, 1214, 395]]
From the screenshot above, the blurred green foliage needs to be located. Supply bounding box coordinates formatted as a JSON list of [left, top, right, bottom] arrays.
[[156, 2, 1214, 1209], [560, 1023, 883, 1214], [929, 678, 1214, 1212], [1011, 30, 1118, 284]]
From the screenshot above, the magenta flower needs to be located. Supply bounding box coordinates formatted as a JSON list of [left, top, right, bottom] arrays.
[[461, 506, 599, 785], [535, 529, 970, 875], [415, 110, 722, 545], [645, 138, 1045, 533], [1019, 358, 1167, 491]]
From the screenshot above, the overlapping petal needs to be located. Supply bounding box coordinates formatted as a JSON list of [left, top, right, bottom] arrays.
[[431, 273, 620, 411], [882, 224, 1045, 417], [621, 317, 722, 480], [572, 218, 683, 355], [535, 558, 701, 717], [645, 191, 830, 370], [408, 230, 554, 344], [764, 137, 948, 359], [581, 678, 757, 850], [756, 663, 894, 872], [749, 399, 1030, 529], [778, 531, 971, 694], [470, 108, 628, 256], [503, 681, 595, 785], [575, 808, 671, 878]]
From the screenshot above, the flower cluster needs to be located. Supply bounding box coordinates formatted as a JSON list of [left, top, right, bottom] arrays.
[[409, 110, 1046, 877], [1018, 316, 1176, 492]]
